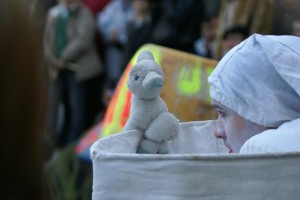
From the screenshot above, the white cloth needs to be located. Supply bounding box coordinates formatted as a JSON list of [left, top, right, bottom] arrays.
[[240, 118, 300, 153], [208, 34, 300, 128], [91, 121, 300, 200], [90, 120, 228, 157]]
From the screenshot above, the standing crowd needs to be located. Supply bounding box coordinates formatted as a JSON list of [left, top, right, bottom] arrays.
[[39, 0, 300, 149]]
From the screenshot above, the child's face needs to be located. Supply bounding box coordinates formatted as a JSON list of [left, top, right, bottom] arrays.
[[211, 99, 267, 153]]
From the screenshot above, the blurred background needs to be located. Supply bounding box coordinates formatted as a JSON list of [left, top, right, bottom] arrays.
[[2, 0, 300, 199]]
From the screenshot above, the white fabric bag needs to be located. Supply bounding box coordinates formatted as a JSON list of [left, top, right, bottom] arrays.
[[91, 120, 300, 200]]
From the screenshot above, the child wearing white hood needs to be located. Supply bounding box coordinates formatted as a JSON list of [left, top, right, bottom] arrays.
[[208, 33, 300, 154]]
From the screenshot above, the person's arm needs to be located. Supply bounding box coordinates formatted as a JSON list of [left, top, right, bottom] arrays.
[[96, 1, 116, 42], [60, 7, 95, 62], [96, 1, 129, 44]]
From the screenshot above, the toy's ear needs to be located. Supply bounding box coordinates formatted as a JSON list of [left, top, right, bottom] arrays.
[[137, 50, 154, 62], [142, 71, 164, 89]]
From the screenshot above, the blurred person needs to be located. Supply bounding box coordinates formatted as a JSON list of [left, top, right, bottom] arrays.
[[81, 0, 112, 125], [203, 0, 221, 19], [273, 0, 300, 35], [82, 0, 111, 67], [221, 25, 249, 57], [215, 0, 274, 59], [44, 0, 104, 147], [209, 34, 300, 153], [151, 0, 205, 53], [83, 0, 111, 16], [82, 0, 111, 58], [43, 0, 59, 9], [194, 15, 218, 58], [0, 0, 47, 199], [122, 0, 159, 66], [97, 0, 132, 91]]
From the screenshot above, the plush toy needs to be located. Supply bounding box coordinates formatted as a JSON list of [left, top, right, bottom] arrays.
[[123, 50, 179, 154]]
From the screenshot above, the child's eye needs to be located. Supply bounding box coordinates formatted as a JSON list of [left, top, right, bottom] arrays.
[[134, 75, 140, 81]]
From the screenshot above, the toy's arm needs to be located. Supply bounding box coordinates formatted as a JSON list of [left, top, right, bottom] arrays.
[[123, 119, 135, 132], [137, 112, 179, 154]]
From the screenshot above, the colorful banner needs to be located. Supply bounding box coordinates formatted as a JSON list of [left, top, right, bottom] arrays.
[[76, 44, 218, 159]]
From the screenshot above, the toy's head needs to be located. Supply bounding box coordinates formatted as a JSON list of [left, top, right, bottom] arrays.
[[128, 50, 164, 99]]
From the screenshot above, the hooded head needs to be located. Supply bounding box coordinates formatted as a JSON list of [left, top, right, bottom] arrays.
[[128, 50, 164, 99], [209, 34, 300, 128]]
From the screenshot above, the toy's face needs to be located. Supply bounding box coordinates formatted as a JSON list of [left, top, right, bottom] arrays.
[[128, 61, 164, 99]]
